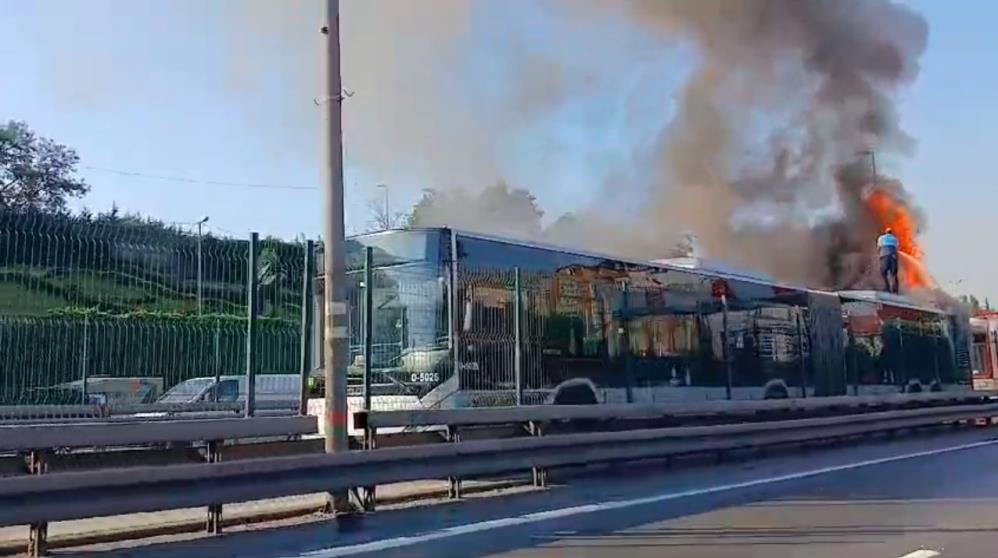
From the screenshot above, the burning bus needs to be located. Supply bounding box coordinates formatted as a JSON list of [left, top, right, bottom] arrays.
[[839, 290, 970, 395], [332, 227, 971, 411], [969, 312, 998, 391]]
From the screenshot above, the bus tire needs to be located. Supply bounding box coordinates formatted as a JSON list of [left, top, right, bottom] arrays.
[[763, 379, 790, 400], [905, 380, 924, 394], [551, 378, 599, 405]]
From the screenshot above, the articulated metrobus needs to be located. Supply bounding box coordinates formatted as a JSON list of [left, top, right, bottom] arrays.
[[970, 312, 998, 390], [333, 228, 971, 412]]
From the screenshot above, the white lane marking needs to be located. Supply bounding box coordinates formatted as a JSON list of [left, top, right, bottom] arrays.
[[292, 438, 998, 557], [898, 550, 941, 558]]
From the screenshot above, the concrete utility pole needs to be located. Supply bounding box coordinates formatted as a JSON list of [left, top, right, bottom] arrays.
[[320, 0, 350, 512]]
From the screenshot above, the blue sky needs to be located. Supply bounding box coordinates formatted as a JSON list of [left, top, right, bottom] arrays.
[[0, 0, 995, 300]]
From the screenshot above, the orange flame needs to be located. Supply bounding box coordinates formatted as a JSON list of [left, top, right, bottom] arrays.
[[864, 188, 935, 290]]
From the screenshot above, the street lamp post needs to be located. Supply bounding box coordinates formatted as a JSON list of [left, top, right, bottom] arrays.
[[196, 216, 209, 315], [859, 150, 878, 189]]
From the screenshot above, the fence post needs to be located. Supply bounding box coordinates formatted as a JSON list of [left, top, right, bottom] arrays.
[[450, 231, 461, 389], [197, 225, 205, 315], [722, 294, 733, 401], [933, 335, 942, 389], [80, 315, 90, 405], [796, 307, 807, 398], [299, 240, 315, 415], [514, 267, 523, 406], [363, 246, 374, 411], [245, 232, 258, 417], [896, 318, 905, 389], [848, 329, 859, 396], [622, 283, 635, 404], [213, 318, 221, 402]]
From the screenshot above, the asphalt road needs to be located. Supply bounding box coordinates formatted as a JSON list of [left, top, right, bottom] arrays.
[[63, 427, 998, 558]]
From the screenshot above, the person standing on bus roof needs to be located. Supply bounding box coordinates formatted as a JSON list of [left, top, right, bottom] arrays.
[[877, 227, 900, 294]]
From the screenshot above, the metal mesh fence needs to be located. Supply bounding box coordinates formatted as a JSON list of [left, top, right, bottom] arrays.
[[346, 262, 451, 411], [0, 212, 306, 409]]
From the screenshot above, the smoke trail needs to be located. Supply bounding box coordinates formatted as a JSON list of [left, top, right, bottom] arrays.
[[566, 0, 930, 288], [228, 0, 931, 290]]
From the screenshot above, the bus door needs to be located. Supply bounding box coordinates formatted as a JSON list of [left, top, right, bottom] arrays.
[[971, 317, 998, 390]]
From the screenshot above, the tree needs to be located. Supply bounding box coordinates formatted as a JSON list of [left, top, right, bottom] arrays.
[[258, 245, 286, 316], [0, 121, 89, 213], [407, 182, 544, 238], [960, 295, 982, 313], [366, 197, 407, 232]]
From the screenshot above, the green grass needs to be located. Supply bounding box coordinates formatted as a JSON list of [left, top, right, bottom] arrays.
[[0, 281, 65, 315], [0, 265, 299, 319]]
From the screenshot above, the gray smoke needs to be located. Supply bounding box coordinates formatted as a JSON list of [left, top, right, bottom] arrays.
[[553, 0, 929, 288], [229, 0, 930, 290]]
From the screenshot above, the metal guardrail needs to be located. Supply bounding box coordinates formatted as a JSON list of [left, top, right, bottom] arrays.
[[0, 400, 300, 423], [3, 402, 997, 532], [357, 392, 992, 431], [0, 416, 317, 452], [2, 413, 319, 556]]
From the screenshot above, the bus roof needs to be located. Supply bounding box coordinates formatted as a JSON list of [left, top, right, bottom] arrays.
[[346, 227, 949, 314], [838, 290, 947, 314], [410, 226, 807, 294]]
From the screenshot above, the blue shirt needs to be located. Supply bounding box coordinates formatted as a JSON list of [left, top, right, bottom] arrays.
[[877, 233, 899, 257]]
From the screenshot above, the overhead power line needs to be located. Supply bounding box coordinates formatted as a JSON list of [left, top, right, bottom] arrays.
[[81, 165, 317, 191]]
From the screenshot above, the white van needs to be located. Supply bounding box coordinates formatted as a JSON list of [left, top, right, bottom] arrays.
[[156, 374, 302, 409], [40, 377, 163, 406]]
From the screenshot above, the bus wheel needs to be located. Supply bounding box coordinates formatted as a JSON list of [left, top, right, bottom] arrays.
[[763, 380, 790, 400], [552, 382, 598, 405]]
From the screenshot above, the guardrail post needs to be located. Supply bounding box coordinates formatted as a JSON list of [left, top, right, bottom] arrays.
[[27, 451, 48, 558], [205, 440, 223, 535], [447, 425, 462, 498], [349, 486, 376, 512], [357, 413, 375, 450], [355, 411, 376, 511], [528, 420, 547, 487]]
